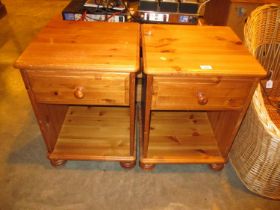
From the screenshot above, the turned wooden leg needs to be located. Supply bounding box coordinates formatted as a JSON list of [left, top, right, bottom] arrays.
[[120, 161, 136, 169], [50, 159, 67, 167], [209, 163, 224, 171], [140, 162, 156, 170]]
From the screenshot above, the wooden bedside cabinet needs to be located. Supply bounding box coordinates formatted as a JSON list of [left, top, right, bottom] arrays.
[[15, 18, 140, 168], [140, 24, 266, 170]]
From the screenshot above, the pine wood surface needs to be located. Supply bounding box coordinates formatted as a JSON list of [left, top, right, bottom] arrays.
[[15, 17, 140, 72], [143, 111, 225, 164], [26, 70, 129, 105], [140, 25, 264, 168], [50, 106, 134, 161], [141, 24, 266, 77], [20, 70, 69, 152], [151, 76, 254, 110]]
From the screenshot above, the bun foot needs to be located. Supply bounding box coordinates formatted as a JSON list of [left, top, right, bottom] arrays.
[[50, 159, 67, 167], [120, 161, 136, 169], [140, 162, 155, 171], [209, 163, 224, 171]]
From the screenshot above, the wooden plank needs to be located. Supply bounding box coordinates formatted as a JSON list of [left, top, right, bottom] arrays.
[[143, 75, 153, 158], [50, 106, 133, 161], [14, 18, 140, 72], [129, 73, 136, 156], [144, 111, 225, 164], [141, 24, 266, 77]]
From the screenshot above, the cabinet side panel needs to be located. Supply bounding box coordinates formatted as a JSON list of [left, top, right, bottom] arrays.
[[46, 104, 68, 142], [207, 79, 258, 159], [129, 73, 136, 156], [20, 69, 68, 153], [207, 110, 241, 159], [143, 75, 153, 158]]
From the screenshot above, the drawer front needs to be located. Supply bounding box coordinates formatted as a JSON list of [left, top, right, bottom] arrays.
[[151, 77, 253, 110], [27, 70, 129, 105]]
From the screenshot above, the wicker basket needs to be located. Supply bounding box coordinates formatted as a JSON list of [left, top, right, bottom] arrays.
[[230, 4, 280, 200], [244, 4, 280, 99]]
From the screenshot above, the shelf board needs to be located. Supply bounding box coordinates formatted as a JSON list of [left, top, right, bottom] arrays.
[[143, 111, 225, 164], [49, 106, 134, 161]]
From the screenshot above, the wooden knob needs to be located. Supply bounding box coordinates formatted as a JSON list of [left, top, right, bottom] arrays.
[[197, 92, 208, 105], [74, 87, 85, 99]]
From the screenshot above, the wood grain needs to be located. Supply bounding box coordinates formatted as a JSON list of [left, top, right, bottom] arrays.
[[15, 18, 139, 166], [50, 106, 134, 161], [141, 24, 266, 77], [151, 76, 254, 110], [143, 75, 153, 158], [15, 17, 140, 73], [27, 70, 129, 105], [144, 111, 225, 164], [129, 73, 136, 156], [207, 79, 259, 158], [20, 69, 68, 152], [140, 24, 265, 169]]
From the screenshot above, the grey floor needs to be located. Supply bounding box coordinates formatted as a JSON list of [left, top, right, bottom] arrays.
[[0, 0, 280, 209]]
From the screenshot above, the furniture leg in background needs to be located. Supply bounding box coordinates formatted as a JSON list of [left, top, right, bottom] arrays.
[[0, 1, 7, 19]]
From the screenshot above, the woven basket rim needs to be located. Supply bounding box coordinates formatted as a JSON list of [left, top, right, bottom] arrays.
[[244, 3, 280, 53]]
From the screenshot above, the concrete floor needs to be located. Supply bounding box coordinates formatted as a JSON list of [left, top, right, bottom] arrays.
[[0, 0, 280, 209]]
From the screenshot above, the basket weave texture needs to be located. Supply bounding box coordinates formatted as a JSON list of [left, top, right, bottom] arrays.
[[245, 3, 280, 100], [230, 4, 280, 200]]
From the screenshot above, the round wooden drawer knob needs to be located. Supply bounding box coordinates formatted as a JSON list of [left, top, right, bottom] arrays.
[[197, 92, 208, 105], [74, 87, 85, 99]]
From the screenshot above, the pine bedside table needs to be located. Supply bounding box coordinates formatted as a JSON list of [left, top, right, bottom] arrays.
[[140, 24, 266, 170], [15, 18, 140, 168]]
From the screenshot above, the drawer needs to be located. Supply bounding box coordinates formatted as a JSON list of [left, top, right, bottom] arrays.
[[26, 70, 130, 105], [151, 76, 254, 110]]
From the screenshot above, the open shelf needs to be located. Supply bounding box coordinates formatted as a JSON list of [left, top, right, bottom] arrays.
[[49, 106, 134, 161], [142, 111, 225, 164]]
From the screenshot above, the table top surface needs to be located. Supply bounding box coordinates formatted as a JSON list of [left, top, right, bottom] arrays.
[[142, 24, 266, 77], [15, 17, 140, 72]]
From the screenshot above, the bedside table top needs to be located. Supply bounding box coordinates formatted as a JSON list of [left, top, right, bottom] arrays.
[[15, 17, 140, 72], [141, 24, 266, 77]]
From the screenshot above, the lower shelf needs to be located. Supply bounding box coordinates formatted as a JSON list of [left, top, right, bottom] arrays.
[[141, 111, 225, 164], [49, 106, 135, 162]]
